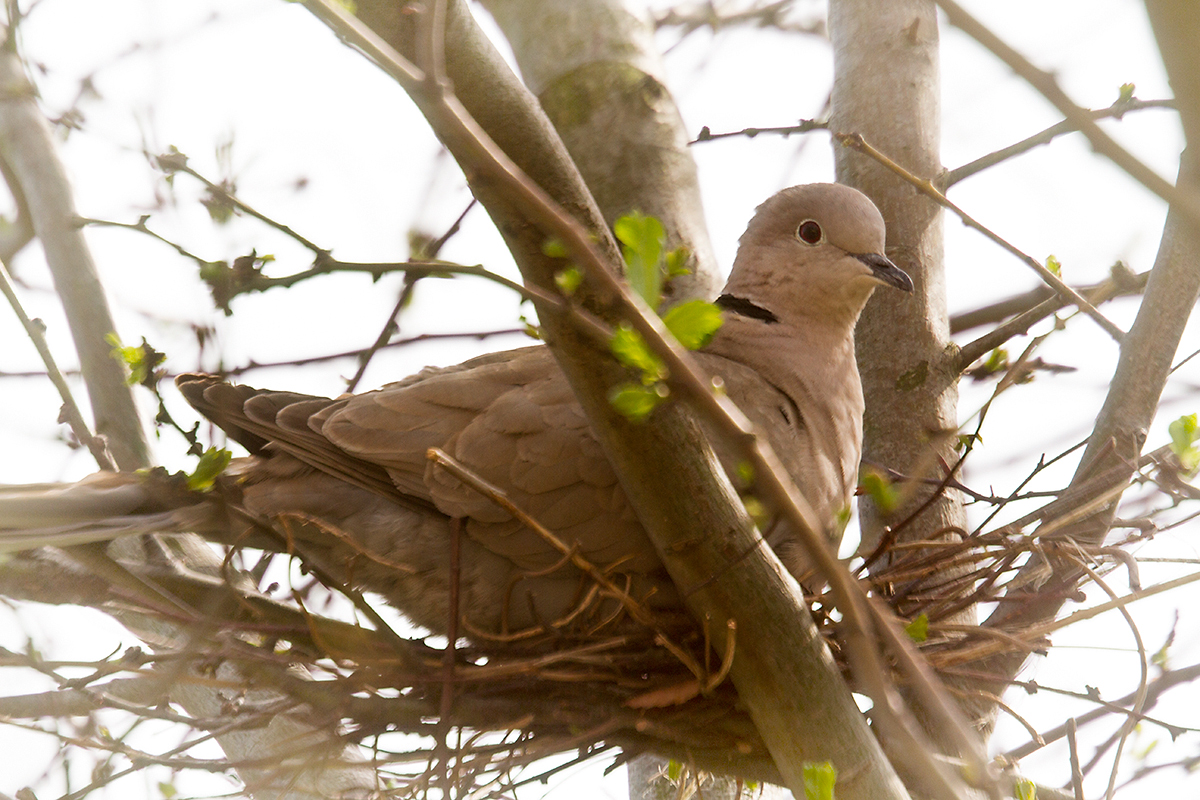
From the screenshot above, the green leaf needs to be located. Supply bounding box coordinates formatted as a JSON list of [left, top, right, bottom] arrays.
[[1045, 254, 1062, 277], [983, 347, 1008, 375], [802, 761, 837, 800], [106, 334, 166, 387], [1118, 82, 1136, 103], [666, 759, 683, 783], [1015, 778, 1037, 800], [665, 246, 691, 278], [615, 211, 666, 309], [1169, 413, 1200, 473], [905, 613, 929, 643], [956, 432, 982, 452], [835, 504, 853, 533], [860, 469, 899, 514], [554, 266, 583, 295], [158, 781, 179, 800], [662, 300, 724, 350], [187, 447, 232, 492], [610, 324, 666, 383], [609, 383, 667, 422], [542, 237, 569, 258]]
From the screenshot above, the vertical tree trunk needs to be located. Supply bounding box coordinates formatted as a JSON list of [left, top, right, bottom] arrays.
[[830, 0, 980, 759], [482, 0, 719, 305], [829, 0, 965, 610]]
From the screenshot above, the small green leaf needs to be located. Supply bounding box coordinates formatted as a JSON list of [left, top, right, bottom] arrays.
[[735, 460, 755, 485], [1151, 639, 1171, 668], [802, 761, 837, 800], [542, 237, 569, 258], [554, 266, 583, 295], [158, 781, 179, 799], [610, 383, 667, 422], [665, 246, 691, 278], [835, 504, 853, 532], [106, 334, 166, 387], [1118, 82, 1136, 103], [519, 315, 542, 340], [860, 469, 899, 514], [905, 613, 929, 643], [662, 299, 724, 350], [1046, 254, 1062, 277], [1169, 413, 1200, 473], [666, 759, 683, 783], [610, 324, 666, 382], [187, 447, 232, 491], [615, 211, 666, 309], [983, 348, 1008, 375], [956, 432, 983, 452], [1015, 778, 1037, 800]]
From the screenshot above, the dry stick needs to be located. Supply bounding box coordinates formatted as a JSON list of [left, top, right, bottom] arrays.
[[435, 516, 463, 797], [426, 448, 708, 683], [1071, 561, 1148, 800], [346, 199, 477, 392], [946, 568, 1200, 669], [943, 98, 1176, 188], [935, 0, 1200, 232], [0, 255, 116, 470], [690, 118, 828, 145], [308, 1, 988, 789], [1066, 718, 1084, 800], [155, 153, 327, 256], [1003, 662, 1200, 761], [834, 131, 1124, 343]]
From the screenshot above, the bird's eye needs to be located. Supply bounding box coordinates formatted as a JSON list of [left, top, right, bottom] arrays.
[[796, 220, 823, 245]]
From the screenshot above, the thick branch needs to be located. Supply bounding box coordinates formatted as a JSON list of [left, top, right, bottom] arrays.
[[0, 42, 148, 469]]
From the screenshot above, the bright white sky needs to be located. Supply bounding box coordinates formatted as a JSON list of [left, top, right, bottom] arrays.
[[1, 0, 1198, 797]]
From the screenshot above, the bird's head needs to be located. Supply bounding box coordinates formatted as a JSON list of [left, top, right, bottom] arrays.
[[723, 183, 913, 324]]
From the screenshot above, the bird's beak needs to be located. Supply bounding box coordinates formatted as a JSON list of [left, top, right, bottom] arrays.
[[855, 252, 914, 293]]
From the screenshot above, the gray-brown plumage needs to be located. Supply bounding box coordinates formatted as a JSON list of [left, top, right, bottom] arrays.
[[5, 184, 911, 640]]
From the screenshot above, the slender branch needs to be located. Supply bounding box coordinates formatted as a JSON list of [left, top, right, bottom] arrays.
[[935, 0, 1200, 232], [154, 150, 329, 256], [691, 118, 828, 145], [0, 255, 115, 470], [944, 98, 1176, 187], [950, 266, 1146, 336], [427, 447, 708, 682], [835, 131, 1124, 342]]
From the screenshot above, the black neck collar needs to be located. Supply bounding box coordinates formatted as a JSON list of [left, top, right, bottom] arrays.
[[715, 293, 779, 324]]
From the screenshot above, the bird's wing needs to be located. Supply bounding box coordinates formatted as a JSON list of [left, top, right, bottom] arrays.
[[180, 348, 653, 573], [321, 346, 651, 572]]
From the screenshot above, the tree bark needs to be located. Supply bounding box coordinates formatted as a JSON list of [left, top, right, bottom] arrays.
[[482, 0, 719, 305], [0, 44, 148, 470]]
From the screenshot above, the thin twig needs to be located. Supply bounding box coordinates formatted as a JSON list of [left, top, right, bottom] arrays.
[[426, 447, 708, 682], [944, 98, 1175, 187], [935, 0, 1200, 232], [835, 131, 1124, 342], [690, 118, 828, 145], [0, 255, 116, 470]]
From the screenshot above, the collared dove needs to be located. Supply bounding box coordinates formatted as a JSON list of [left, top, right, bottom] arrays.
[[174, 183, 912, 635], [2, 183, 911, 639]]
